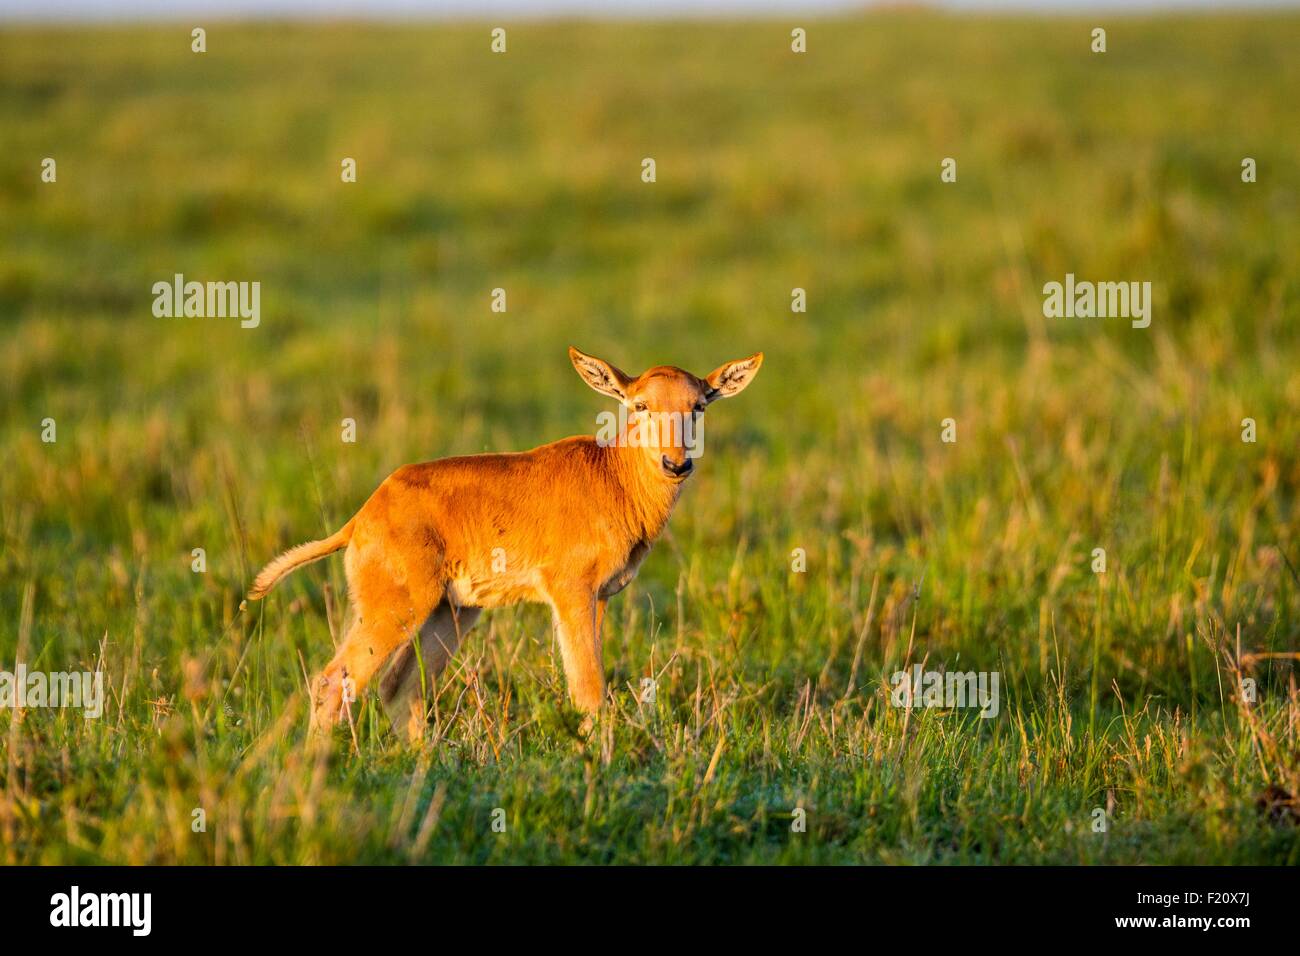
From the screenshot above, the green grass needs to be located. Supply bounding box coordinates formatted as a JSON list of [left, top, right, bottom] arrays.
[[1, 11, 1299, 864]]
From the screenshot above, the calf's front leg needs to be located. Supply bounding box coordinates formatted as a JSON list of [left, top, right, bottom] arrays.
[[549, 587, 605, 714]]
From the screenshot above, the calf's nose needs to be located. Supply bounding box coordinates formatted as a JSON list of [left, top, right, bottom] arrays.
[[661, 455, 694, 477]]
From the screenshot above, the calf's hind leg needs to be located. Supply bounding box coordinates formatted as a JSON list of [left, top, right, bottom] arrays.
[[380, 601, 481, 741], [311, 553, 443, 735]]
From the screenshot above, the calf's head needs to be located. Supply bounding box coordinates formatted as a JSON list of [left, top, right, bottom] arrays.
[[569, 346, 763, 481]]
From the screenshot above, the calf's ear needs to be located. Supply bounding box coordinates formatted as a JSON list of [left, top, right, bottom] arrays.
[[569, 347, 633, 402], [704, 352, 764, 402]]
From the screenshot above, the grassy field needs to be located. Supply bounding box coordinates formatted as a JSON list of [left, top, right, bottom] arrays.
[[1, 11, 1299, 864]]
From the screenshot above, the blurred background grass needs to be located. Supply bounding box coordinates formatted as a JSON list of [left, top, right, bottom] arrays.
[[0, 11, 1298, 863]]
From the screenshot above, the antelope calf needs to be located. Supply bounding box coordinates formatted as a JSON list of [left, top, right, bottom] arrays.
[[248, 346, 762, 739]]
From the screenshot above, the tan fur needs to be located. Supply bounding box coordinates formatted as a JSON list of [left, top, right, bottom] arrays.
[[248, 346, 762, 738], [247, 521, 354, 599]]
